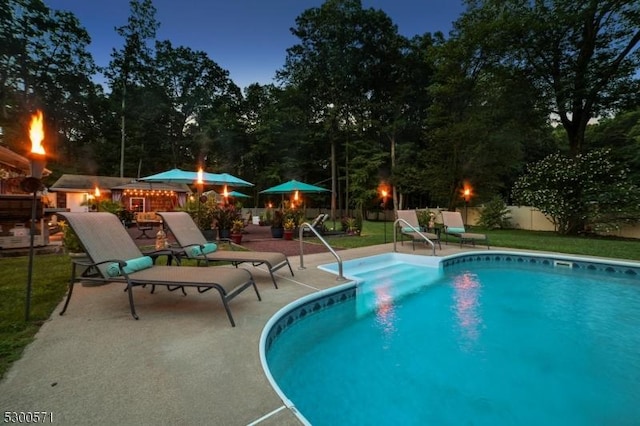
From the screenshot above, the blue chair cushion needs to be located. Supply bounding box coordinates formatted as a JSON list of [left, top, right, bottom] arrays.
[[106, 256, 153, 277], [447, 227, 466, 234], [402, 227, 417, 232], [189, 243, 217, 257]]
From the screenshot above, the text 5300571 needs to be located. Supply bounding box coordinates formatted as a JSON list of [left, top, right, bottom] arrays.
[[3, 412, 53, 423]]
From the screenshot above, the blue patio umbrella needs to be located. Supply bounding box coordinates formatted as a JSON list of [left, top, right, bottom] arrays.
[[228, 190, 250, 198], [140, 168, 254, 187], [138, 168, 198, 184], [259, 179, 330, 194]]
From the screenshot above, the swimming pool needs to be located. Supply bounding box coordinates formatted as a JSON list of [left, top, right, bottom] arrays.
[[261, 252, 640, 425]]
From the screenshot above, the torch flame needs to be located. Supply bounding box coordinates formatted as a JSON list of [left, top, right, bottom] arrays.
[[95, 187, 101, 197], [29, 110, 45, 155], [197, 168, 204, 185], [294, 190, 299, 201], [223, 185, 228, 198]]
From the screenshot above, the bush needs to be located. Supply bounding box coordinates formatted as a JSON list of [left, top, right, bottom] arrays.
[[478, 196, 511, 229]]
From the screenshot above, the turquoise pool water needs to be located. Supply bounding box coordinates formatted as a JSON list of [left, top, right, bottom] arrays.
[[263, 253, 640, 425]]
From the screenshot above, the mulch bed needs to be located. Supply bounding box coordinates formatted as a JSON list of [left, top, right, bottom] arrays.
[[238, 224, 337, 257]]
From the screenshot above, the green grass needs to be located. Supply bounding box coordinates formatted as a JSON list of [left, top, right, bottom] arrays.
[[0, 253, 70, 379], [1, 222, 639, 380]]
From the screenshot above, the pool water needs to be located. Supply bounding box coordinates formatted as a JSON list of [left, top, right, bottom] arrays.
[[266, 258, 640, 425]]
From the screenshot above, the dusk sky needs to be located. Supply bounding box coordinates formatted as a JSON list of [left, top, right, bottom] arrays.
[[44, 0, 466, 90]]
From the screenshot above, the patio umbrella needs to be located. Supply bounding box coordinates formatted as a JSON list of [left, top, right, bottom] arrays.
[[139, 168, 254, 187], [259, 179, 330, 194], [228, 190, 250, 198], [138, 168, 198, 184], [206, 172, 254, 187]]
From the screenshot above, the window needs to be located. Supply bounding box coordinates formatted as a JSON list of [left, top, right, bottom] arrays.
[[130, 197, 145, 213]]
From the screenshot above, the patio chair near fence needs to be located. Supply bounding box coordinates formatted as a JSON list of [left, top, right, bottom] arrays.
[[59, 212, 261, 327], [158, 212, 294, 288], [396, 210, 441, 250], [441, 211, 490, 248]]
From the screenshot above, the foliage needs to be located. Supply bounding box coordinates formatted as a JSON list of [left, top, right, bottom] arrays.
[[457, 0, 640, 156], [477, 196, 511, 229], [283, 218, 296, 231], [180, 197, 215, 230], [342, 217, 359, 233], [512, 149, 640, 234], [416, 210, 436, 228], [58, 220, 84, 253], [211, 204, 240, 230], [231, 219, 244, 234]]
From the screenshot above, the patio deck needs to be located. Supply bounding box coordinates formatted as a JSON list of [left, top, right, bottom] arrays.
[[0, 236, 477, 425]]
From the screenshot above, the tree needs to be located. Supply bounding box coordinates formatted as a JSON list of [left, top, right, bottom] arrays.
[[424, 29, 549, 210], [278, 0, 403, 219], [460, 0, 640, 156], [106, 0, 159, 177], [0, 0, 98, 175], [512, 149, 640, 234]]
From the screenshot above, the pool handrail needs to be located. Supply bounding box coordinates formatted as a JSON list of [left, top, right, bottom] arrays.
[[393, 218, 437, 256], [298, 222, 346, 281]]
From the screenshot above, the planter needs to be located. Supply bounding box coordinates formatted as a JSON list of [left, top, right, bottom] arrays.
[[201, 228, 218, 242], [271, 227, 284, 238], [283, 229, 294, 240], [230, 233, 243, 244], [219, 228, 230, 240]]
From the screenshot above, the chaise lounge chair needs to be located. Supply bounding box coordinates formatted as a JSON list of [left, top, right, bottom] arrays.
[[59, 212, 261, 326], [157, 212, 294, 288], [396, 210, 441, 251], [303, 213, 329, 236], [441, 210, 490, 248]]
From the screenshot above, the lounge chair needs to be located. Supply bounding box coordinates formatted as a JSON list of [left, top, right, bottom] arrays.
[[441, 211, 490, 248], [59, 212, 261, 327], [396, 210, 441, 250], [157, 212, 294, 289], [303, 213, 329, 236]]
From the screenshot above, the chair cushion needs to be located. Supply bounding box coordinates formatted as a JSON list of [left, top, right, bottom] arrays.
[[190, 242, 217, 257], [447, 227, 466, 233], [106, 256, 153, 277], [402, 227, 417, 232]]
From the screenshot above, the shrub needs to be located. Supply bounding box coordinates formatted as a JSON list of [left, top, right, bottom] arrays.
[[478, 196, 511, 229]]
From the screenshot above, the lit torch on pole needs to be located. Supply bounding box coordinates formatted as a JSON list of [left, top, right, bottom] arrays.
[[21, 111, 46, 322]]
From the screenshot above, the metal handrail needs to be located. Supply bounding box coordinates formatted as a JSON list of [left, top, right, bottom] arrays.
[[393, 218, 436, 256], [298, 222, 345, 281]]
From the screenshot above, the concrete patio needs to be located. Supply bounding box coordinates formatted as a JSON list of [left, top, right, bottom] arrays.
[[0, 241, 477, 425]]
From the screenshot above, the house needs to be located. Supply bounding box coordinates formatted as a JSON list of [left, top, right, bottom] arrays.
[[49, 174, 191, 213]]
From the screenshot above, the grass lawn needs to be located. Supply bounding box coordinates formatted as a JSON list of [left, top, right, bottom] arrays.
[[1, 221, 639, 379]]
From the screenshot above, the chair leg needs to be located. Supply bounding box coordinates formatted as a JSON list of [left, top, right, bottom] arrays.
[[125, 281, 139, 320]]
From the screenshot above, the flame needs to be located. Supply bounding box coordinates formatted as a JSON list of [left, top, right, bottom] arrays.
[[94, 187, 101, 197], [294, 190, 299, 201], [223, 185, 228, 198], [29, 110, 45, 155], [461, 183, 473, 201], [197, 168, 204, 185]]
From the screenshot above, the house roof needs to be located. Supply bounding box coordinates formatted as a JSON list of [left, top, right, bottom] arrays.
[[49, 174, 191, 193], [49, 174, 135, 193], [111, 181, 191, 193]]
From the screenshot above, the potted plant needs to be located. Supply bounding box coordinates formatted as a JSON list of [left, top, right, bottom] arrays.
[[270, 210, 284, 238], [230, 219, 244, 244], [212, 204, 239, 240], [283, 218, 296, 240]]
